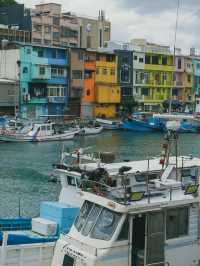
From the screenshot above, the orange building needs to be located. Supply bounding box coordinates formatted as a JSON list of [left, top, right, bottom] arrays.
[[81, 50, 120, 118]]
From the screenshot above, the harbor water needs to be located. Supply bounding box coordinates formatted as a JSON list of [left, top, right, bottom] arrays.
[[0, 131, 200, 218]]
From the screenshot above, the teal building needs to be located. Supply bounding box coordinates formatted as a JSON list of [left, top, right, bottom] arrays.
[[19, 44, 68, 118]]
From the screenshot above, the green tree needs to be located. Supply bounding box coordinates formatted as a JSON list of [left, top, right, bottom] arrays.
[[0, 0, 17, 6]]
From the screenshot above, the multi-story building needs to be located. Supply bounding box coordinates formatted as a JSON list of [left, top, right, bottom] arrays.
[[31, 3, 79, 48], [19, 44, 69, 118], [77, 10, 111, 49], [174, 53, 193, 104], [68, 47, 85, 117], [0, 48, 19, 115], [132, 39, 174, 111], [104, 41, 133, 109], [0, 3, 31, 31], [31, 3, 111, 49], [81, 50, 120, 118]]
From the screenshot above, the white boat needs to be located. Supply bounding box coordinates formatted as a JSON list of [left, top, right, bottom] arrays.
[[95, 118, 121, 130], [0, 122, 80, 142], [79, 125, 103, 135], [52, 160, 200, 266]]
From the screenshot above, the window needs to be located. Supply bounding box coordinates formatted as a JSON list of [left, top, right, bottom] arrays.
[[48, 86, 65, 97], [74, 201, 94, 231], [38, 50, 44, 58], [110, 68, 115, 75], [82, 204, 101, 236], [86, 89, 90, 96], [117, 217, 129, 241], [102, 68, 107, 75], [72, 70, 82, 79], [141, 87, 149, 96], [120, 65, 130, 83], [178, 58, 182, 69], [27, 48, 31, 54], [44, 39, 51, 45], [96, 54, 100, 61], [187, 74, 191, 82], [152, 55, 159, 64], [106, 55, 115, 62], [53, 16, 60, 26], [122, 57, 129, 64], [91, 208, 121, 241], [52, 49, 57, 59], [78, 51, 84, 61], [23, 67, 28, 73], [139, 57, 144, 63], [44, 25, 51, 34], [58, 68, 64, 76], [53, 32, 60, 40], [39, 67, 45, 75], [162, 56, 167, 65], [145, 55, 151, 64], [33, 38, 42, 44], [166, 207, 189, 239], [33, 24, 42, 32], [134, 55, 138, 60]]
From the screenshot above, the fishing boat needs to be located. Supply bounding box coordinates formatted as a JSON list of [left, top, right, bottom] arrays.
[[0, 122, 80, 142], [122, 112, 163, 132], [52, 160, 200, 266], [95, 118, 121, 130], [154, 113, 200, 133], [78, 121, 103, 135]]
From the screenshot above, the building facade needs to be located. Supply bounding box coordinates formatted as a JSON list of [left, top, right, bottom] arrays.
[[0, 48, 19, 115], [31, 3, 79, 48], [68, 47, 85, 117], [19, 44, 69, 119], [31, 3, 110, 49], [174, 55, 193, 104], [81, 50, 120, 118], [78, 11, 110, 49], [132, 39, 174, 111]]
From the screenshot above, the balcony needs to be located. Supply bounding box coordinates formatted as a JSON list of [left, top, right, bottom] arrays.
[[28, 97, 48, 104], [48, 96, 67, 103], [48, 58, 68, 66], [176, 81, 183, 87], [144, 64, 175, 72]]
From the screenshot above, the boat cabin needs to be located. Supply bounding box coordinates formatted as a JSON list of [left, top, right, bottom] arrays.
[[52, 168, 200, 266], [27, 123, 56, 137]]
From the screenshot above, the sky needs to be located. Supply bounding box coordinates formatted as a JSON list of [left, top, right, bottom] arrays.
[[18, 0, 200, 53]]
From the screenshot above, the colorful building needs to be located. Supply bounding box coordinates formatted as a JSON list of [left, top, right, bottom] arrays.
[[19, 44, 69, 118], [68, 47, 85, 117], [174, 54, 193, 105], [132, 39, 174, 111], [81, 50, 120, 118]]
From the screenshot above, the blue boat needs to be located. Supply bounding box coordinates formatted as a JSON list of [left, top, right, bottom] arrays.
[[122, 112, 163, 132]]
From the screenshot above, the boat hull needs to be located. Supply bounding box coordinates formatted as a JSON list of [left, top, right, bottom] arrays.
[[122, 119, 161, 132], [79, 126, 103, 135], [0, 131, 79, 142]]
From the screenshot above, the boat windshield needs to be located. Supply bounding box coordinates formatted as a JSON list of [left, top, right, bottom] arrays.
[[91, 208, 121, 240], [74, 200, 121, 240]]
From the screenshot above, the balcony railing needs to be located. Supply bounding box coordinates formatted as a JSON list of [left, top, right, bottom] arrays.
[[48, 96, 67, 103]]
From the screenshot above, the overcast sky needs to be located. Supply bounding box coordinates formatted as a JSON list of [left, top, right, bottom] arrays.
[[18, 0, 200, 53]]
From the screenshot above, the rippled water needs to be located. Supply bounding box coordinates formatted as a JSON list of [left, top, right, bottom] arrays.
[[0, 131, 199, 217]]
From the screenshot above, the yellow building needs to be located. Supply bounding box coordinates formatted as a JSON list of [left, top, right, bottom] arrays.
[[94, 51, 120, 118], [133, 39, 175, 111]]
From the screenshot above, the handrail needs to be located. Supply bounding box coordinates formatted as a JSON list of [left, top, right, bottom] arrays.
[[147, 262, 170, 266]]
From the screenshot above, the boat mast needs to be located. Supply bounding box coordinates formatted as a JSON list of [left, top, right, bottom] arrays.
[[169, 0, 180, 113]]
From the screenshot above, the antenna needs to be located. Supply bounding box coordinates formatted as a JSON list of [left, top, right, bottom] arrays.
[[169, 0, 181, 113]]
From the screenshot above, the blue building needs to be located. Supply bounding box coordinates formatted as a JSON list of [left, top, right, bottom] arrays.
[[19, 44, 68, 118]]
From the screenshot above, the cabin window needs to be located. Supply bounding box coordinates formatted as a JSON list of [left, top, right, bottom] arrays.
[[117, 216, 129, 241], [91, 208, 121, 240], [74, 201, 93, 231], [166, 207, 189, 239], [47, 125, 51, 131], [82, 204, 101, 236], [62, 255, 74, 266], [135, 172, 158, 182], [67, 176, 76, 186], [41, 126, 46, 131]]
